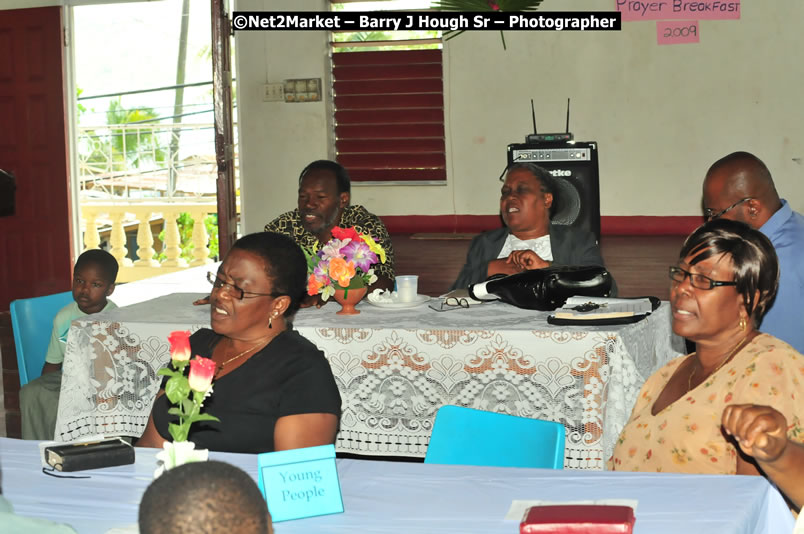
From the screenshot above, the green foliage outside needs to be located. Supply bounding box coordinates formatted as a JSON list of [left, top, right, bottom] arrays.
[[104, 98, 167, 171], [78, 92, 167, 176], [156, 212, 220, 263]]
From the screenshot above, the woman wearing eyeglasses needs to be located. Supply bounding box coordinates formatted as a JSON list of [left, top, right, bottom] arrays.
[[608, 219, 804, 504], [137, 232, 341, 453]]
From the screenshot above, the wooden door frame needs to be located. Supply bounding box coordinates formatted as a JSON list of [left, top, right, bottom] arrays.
[[63, 6, 84, 263], [211, 0, 237, 257]]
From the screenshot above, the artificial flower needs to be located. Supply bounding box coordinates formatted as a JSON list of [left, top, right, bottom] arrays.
[[328, 257, 356, 287], [167, 330, 192, 362], [307, 275, 325, 296], [332, 226, 361, 242], [320, 239, 346, 261], [188, 356, 216, 393], [159, 331, 220, 445], [321, 284, 336, 301], [361, 233, 387, 264], [342, 240, 378, 273], [304, 226, 387, 301]]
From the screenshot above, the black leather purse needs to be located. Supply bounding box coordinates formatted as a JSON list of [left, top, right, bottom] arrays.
[[526, 265, 614, 311], [483, 265, 614, 311]]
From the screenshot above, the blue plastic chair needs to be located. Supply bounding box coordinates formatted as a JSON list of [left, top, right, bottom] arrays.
[[424, 405, 566, 469], [10, 291, 74, 386]]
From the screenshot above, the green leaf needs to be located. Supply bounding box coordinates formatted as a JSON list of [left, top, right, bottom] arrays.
[[168, 422, 189, 443], [167, 407, 182, 416], [164, 375, 190, 405], [186, 413, 220, 425], [157, 368, 175, 378], [181, 398, 196, 414], [302, 246, 320, 273]]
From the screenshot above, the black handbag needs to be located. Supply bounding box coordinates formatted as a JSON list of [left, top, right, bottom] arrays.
[[481, 265, 614, 311], [527, 265, 614, 311]]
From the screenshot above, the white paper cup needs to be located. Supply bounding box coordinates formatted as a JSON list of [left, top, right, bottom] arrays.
[[396, 275, 419, 303]]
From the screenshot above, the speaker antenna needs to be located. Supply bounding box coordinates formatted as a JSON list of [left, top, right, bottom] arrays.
[[524, 98, 574, 143], [565, 98, 571, 134]]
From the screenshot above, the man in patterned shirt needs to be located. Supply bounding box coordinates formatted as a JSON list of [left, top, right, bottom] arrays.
[[265, 160, 395, 306]]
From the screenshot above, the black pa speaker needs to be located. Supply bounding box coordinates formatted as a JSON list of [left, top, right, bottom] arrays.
[[506, 141, 600, 242]]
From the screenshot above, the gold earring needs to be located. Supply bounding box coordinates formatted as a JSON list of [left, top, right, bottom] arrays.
[[739, 316, 747, 331]]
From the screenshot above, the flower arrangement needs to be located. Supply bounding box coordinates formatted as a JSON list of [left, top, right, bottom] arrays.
[[159, 330, 219, 443], [304, 226, 386, 301]]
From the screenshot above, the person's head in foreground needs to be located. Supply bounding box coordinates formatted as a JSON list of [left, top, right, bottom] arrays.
[[209, 232, 307, 339], [671, 217, 778, 343], [500, 163, 555, 239], [702, 151, 782, 228], [72, 249, 118, 314], [139, 460, 272, 534], [297, 160, 351, 242]]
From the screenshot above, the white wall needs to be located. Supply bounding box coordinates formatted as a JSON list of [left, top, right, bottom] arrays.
[[7, 0, 802, 233], [1, 0, 163, 8], [236, 0, 804, 234]]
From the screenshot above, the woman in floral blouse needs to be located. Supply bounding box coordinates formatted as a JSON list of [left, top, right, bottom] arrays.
[[609, 219, 804, 509]]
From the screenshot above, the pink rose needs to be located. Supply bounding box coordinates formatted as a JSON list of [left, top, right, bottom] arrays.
[[168, 330, 192, 363], [188, 356, 216, 392]]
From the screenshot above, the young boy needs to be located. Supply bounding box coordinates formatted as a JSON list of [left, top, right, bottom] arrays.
[[19, 249, 118, 440]]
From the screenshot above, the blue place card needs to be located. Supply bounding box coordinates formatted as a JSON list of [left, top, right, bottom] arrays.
[[257, 444, 344, 523]]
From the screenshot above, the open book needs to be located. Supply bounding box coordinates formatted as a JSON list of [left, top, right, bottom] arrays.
[[552, 297, 654, 320]]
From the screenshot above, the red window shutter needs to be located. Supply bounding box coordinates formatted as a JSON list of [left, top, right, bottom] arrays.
[[332, 49, 446, 183]]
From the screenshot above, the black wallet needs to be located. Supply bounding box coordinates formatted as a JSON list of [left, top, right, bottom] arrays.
[[45, 438, 135, 472]]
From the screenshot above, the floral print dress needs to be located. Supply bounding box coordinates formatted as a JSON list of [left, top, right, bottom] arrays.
[[608, 334, 804, 473]]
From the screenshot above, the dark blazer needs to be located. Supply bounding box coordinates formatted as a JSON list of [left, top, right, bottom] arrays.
[[450, 224, 616, 293]]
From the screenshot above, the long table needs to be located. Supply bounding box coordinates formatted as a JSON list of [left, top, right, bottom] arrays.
[[0, 437, 793, 534], [54, 293, 685, 469]]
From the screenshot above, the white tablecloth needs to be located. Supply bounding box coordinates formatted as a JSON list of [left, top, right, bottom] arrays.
[[0, 437, 793, 534], [55, 293, 685, 469]]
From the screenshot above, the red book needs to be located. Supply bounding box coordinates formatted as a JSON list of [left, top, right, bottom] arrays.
[[520, 505, 635, 534]]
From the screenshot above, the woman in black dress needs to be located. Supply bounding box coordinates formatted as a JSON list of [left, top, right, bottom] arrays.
[[137, 232, 341, 453]]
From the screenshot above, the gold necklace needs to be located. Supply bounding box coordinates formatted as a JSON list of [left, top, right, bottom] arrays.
[[688, 335, 751, 392], [215, 338, 269, 376]]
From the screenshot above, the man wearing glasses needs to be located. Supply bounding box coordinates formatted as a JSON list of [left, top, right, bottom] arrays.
[[702, 151, 804, 353]]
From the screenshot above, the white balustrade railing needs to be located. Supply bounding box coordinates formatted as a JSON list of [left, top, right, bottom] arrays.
[[80, 200, 224, 283], [76, 122, 234, 199]]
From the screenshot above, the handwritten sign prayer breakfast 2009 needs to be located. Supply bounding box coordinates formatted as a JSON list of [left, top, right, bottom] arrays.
[[616, 0, 740, 21]]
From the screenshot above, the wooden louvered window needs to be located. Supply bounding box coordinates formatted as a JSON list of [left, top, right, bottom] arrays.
[[330, 1, 446, 183]]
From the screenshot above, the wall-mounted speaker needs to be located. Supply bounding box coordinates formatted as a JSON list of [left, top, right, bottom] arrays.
[[506, 142, 600, 242]]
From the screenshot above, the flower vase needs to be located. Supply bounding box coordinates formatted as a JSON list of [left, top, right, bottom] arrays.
[[333, 287, 367, 315], [154, 440, 209, 478]]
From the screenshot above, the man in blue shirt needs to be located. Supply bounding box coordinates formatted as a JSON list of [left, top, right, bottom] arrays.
[[703, 151, 804, 353]]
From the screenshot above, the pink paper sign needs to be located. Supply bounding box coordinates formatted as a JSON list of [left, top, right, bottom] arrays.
[[657, 20, 700, 44], [616, 0, 740, 21]]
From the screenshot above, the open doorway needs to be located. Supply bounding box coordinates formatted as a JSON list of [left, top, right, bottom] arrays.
[[67, 0, 237, 283]]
